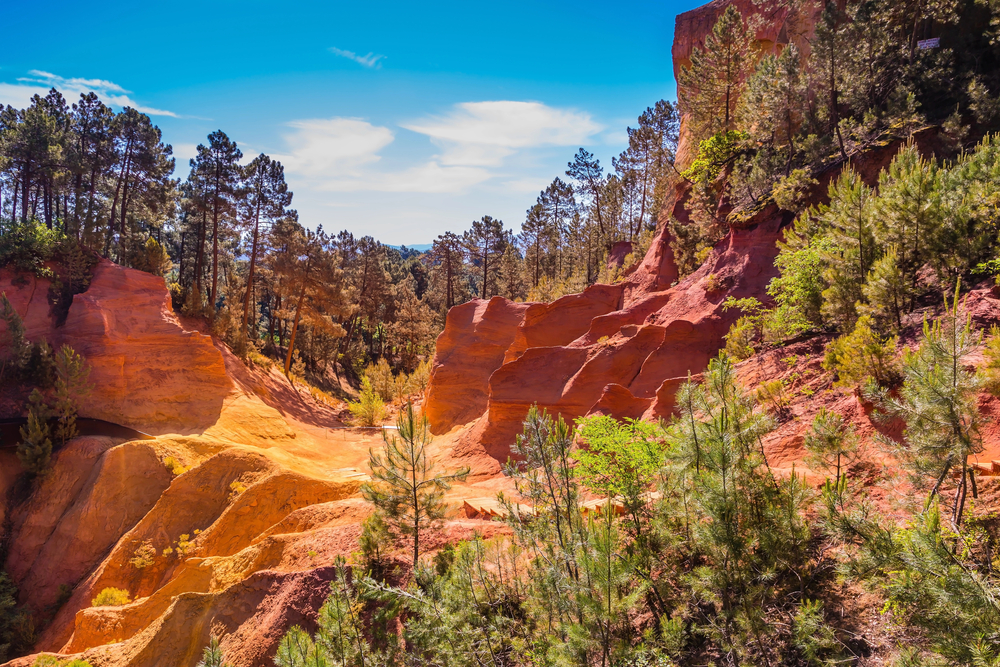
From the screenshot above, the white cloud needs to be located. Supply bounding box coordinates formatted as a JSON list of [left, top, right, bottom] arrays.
[[279, 101, 602, 196], [0, 70, 178, 117], [277, 117, 394, 177], [329, 47, 386, 69], [402, 101, 603, 167], [171, 143, 201, 169], [0, 82, 49, 109]]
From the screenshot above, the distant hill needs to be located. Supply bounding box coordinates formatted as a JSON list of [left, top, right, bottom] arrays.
[[388, 243, 431, 253]]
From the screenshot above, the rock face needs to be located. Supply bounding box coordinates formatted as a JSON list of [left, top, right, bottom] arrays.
[[0, 259, 231, 434]]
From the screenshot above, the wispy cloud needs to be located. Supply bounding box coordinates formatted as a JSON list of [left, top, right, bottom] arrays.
[[0, 70, 178, 117], [402, 101, 603, 167], [328, 47, 386, 69]]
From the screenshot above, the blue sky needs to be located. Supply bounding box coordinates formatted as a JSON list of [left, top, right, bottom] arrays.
[[1, 0, 691, 245]]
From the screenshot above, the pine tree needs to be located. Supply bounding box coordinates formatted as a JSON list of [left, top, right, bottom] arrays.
[[873, 144, 942, 310], [51, 344, 91, 445], [811, 1, 853, 160], [426, 231, 465, 310], [192, 130, 242, 310], [0, 292, 30, 380], [566, 149, 607, 241], [240, 154, 292, 339], [520, 203, 548, 288], [815, 167, 878, 330], [859, 244, 906, 331], [196, 636, 233, 667], [361, 402, 469, 566], [463, 215, 507, 299], [867, 287, 984, 527], [803, 408, 859, 483], [741, 43, 807, 174], [18, 389, 52, 475], [677, 5, 756, 141], [666, 353, 808, 663]]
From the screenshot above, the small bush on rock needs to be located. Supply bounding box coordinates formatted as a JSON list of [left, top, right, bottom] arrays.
[[91, 588, 130, 607], [348, 377, 388, 427]]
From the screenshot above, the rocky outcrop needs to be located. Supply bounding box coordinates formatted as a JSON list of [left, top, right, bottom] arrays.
[[425, 285, 624, 435], [424, 298, 534, 433], [0, 259, 231, 434]]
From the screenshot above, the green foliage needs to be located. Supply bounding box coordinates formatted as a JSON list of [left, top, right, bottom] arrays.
[[866, 289, 984, 526], [17, 390, 52, 475], [771, 168, 818, 214], [129, 540, 156, 569], [792, 599, 841, 666], [32, 657, 93, 667], [91, 587, 130, 607], [677, 4, 755, 140], [823, 314, 899, 388], [364, 358, 395, 402], [0, 292, 31, 379], [983, 325, 1000, 394], [574, 415, 665, 537], [803, 408, 859, 483], [858, 244, 907, 332], [754, 378, 790, 417], [0, 219, 62, 276], [665, 353, 811, 663], [358, 511, 392, 579], [681, 131, 749, 186], [128, 236, 172, 277], [51, 344, 90, 445], [723, 313, 758, 361], [196, 636, 233, 667], [361, 402, 469, 566], [768, 230, 831, 334], [347, 377, 388, 427]]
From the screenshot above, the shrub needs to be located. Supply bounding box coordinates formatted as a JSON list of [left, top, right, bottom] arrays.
[[983, 325, 1000, 394], [348, 377, 388, 427], [91, 587, 130, 607], [129, 540, 157, 569], [681, 130, 749, 185], [704, 273, 726, 293], [364, 358, 395, 402], [823, 314, 899, 388], [803, 408, 859, 482], [229, 480, 247, 500], [724, 316, 758, 360], [772, 168, 818, 214], [196, 635, 233, 667], [32, 658, 94, 667], [0, 219, 62, 276], [247, 345, 273, 370], [755, 379, 790, 416], [176, 534, 193, 556], [406, 359, 432, 395], [163, 456, 188, 476], [128, 236, 172, 276]]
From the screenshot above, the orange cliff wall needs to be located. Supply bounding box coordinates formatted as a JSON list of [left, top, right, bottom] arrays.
[[0, 259, 231, 434]]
